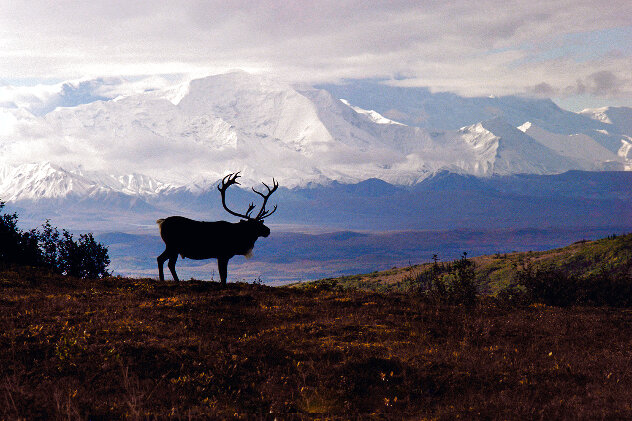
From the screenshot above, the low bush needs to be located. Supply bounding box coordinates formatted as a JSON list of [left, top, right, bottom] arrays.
[[415, 253, 478, 306], [517, 262, 632, 307], [0, 202, 110, 279]]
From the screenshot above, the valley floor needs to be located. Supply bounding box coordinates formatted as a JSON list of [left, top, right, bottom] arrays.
[[2, 267, 632, 419]]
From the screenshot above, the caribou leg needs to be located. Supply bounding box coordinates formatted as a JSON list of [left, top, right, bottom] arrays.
[[167, 253, 180, 282], [218, 257, 229, 286], [157, 250, 169, 281]]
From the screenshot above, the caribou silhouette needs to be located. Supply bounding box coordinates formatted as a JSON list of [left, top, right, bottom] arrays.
[[157, 172, 278, 285]]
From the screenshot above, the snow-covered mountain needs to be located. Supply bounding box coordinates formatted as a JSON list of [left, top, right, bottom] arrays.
[[0, 162, 101, 201], [0, 162, 176, 202], [578, 107, 632, 169], [0, 71, 630, 206]]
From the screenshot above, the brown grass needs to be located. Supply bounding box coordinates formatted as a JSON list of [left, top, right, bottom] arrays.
[[2, 265, 632, 419]]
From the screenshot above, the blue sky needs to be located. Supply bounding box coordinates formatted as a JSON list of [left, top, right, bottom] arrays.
[[0, 0, 630, 111]]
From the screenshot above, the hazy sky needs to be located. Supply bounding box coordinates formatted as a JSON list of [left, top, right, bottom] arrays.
[[1, 0, 631, 110]]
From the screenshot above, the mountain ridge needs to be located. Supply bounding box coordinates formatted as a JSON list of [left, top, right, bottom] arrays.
[[1, 71, 629, 197], [3, 169, 630, 235]]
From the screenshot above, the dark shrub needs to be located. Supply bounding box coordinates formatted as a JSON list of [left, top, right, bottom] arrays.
[[494, 284, 529, 307], [0, 203, 42, 266], [38, 220, 61, 270], [575, 264, 632, 307], [518, 262, 632, 307], [0, 202, 110, 279], [518, 264, 578, 307], [449, 253, 477, 306], [417, 253, 478, 306]]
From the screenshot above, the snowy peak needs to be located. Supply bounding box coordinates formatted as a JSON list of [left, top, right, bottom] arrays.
[[81, 171, 176, 197], [339, 99, 406, 125], [519, 121, 624, 171], [581, 107, 614, 124], [458, 122, 498, 151], [0, 162, 100, 201], [0, 162, 173, 202], [452, 119, 572, 176], [116, 174, 172, 196], [479, 118, 579, 174], [177, 72, 336, 154], [317, 79, 611, 135], [580, 106, 632, 135]]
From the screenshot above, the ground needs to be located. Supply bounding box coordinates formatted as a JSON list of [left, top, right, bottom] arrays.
[[2, 266, 632, 419]]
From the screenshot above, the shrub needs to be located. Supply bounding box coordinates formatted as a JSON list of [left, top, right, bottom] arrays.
[[518, 263, 578, 307], [68, 232, 110, 279], [38, 220, 61, 269], [517, 262, 632, 307], [0, 202, 110, 279], [0, 203, 42, 266], [494, 284, 529, 307], [443, 253, 478, 306], [416, 253, 478, 306], [575, 264, 632, 307], [311, 278, 342, 292]]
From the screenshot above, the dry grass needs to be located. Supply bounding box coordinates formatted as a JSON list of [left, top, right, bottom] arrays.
[[2, 265, 632, 419]]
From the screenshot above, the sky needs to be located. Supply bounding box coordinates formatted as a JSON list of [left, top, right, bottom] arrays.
[[0, 0, 631, 111]]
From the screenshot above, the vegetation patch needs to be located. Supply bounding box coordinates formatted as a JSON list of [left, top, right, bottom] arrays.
[[1, 202, 110, 279], [305, 233, 632, 300], [2, 265, 632, 418]]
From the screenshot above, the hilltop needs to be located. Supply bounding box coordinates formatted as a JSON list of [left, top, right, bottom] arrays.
[[306, 232, 632, 296], [2, 263, 632, 418]]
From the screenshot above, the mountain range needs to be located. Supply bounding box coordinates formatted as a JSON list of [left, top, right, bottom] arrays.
[[0, 75, 630, 215], [1, 71, 630, 202]]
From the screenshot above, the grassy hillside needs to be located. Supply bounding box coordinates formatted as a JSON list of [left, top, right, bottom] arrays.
[[308, 233, 632, 295], [2, 263, 632, 418]]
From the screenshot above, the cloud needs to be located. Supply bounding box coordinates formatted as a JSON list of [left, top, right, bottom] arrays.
[[587, 70, 625, 96], [527, 70, 630, 99], [0, 1, 631, 104], [0, 76, 187, 116], [554, 70, 630, 99], [528, 82, 557, 97]]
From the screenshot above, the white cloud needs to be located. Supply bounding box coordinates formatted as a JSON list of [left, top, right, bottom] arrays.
[[0, 1, 631, 104]]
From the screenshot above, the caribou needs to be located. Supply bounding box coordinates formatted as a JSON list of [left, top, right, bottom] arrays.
[[156, 172, 278, 285]]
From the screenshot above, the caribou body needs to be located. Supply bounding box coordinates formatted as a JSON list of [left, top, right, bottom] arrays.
[[157, 172, 278, 285]]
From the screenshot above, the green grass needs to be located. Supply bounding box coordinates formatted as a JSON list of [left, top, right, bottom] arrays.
[[2, 263, 632, 419], [304, 233, 632, 295]]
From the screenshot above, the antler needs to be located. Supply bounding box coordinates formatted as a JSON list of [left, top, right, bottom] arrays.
[[218, 172, 256, 220], [218, 173, 279, 221], [252, 179, 279, 220]]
